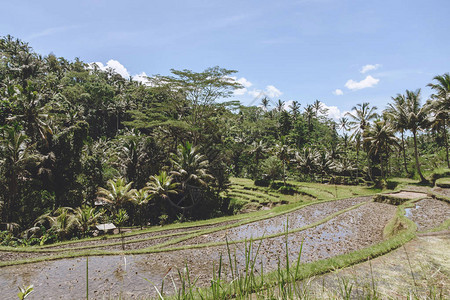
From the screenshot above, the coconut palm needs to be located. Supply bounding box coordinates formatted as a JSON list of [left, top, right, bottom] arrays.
[[133, 188, 151, 229], [35, 207, 76, 241], [276, 99, 285, 113], [273, 136, 290, 185], [403, 89, 430, 182], [364, 120, 399, 179], [0, 126, 38, 222], [384, 94, 409, 174], [97, 178, 136, 213], [146, 171, 180, 211], [73, 206, 103, 237], [261, 97, 270, 111], [293, 148, 320, 181], [427, 73, 450, 168], [289, 101, 301, 121], [248, 140, 269, 178], [316, 151, 335, 183], [304, 104, 315, 132], [346, 102, 378, 178], [170, 142, 213, 189]]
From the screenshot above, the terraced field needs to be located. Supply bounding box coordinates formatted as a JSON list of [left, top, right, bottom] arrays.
[[0, 179, 449, 299]]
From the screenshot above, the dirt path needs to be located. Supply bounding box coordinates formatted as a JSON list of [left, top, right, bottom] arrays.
[[304, 232, 450, 299]]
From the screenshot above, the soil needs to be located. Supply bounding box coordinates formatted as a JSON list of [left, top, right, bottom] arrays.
[[174, 197, 371, 246], [405, 198, 450, 231], [0, 201, 396, 299], [304, 232, 450, 299]]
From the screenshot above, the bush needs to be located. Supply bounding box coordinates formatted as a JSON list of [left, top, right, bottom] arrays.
[[430, 169, 450, 185], [277, 185, 297, 195], [254, 178, 270, 187]]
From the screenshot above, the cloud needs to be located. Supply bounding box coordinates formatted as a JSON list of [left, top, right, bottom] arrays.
[[248, 85, 283, 99], [321, 103, 349, 120], [333, 89, 344, 96], [91, 59, 131, 78], [360, 64, 381, 74], [265, 85, 283, 98], [230, 77, 253, 96], [132, 72, 151, 85], [236, 77, 253, 88], [345, 75, 379, 90]]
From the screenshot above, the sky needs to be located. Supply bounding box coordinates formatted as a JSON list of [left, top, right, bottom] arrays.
[[2, 0, 450, 119]]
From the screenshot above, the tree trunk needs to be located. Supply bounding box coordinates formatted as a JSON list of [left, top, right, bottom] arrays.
[[444, 119, 449, 168], [380, 155, 385, 179], [401, 131, 409, 174], [355, 144, 359, 179], [413, 130, 426, 182], [283, 160, 286, 186]]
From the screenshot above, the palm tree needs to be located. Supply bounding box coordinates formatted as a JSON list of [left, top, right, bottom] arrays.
[[339, 117, 349, 134], [403, 89, 430, 182], [73, 206, 103, 237], [289, 101, 301, 121], [36, 207, 76, 241], [273, 136, 290, 185], [170, 142, 213, 189], [97, 178, 136, 213], [304, 104, 315, 132], [133, 188, 151, 229], [427, 73, 450, 168], [276, 99, 285, 113], [146, 171, 180, 213], [346, 102, 378, 179], [261, 97, 270, 111], [364, 120, 399, 179], [0, 126, 38, 222], [248, 140, 269, 178], [294, 147, 320, 181], [316, 151, 335, 183], [384, 94, 409, 174]]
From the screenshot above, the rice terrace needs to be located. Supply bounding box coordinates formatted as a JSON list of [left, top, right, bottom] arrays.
[[1, 1, 450, 299]]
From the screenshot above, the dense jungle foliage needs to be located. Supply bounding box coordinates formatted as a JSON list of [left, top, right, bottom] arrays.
[[0, 35, 448, 245]]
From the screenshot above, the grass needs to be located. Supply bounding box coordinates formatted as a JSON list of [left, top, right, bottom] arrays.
[[435, 177, 450, 188]]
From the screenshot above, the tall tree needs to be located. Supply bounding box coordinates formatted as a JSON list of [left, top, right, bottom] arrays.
[[364, 120, 399, 178], [403, 89, 430, 182], [427, 73, 450, 168], [384, 94, 409, 174], [346, 102, 378, 178]]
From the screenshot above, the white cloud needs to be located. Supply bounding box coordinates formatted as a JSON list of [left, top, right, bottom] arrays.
[[333, 89, 344, 96], [132, 72, 151, 85], [248, 89, 263, 98], [345, 75, 379, 90], [248, 85, 283, 99], [265, 85, 283, 98], [230, 77, 253, 96], [360, 64, 381, 74], [236, 77, 253, 88], [321, 103, 349, 120], [91, 59, 130, 78]]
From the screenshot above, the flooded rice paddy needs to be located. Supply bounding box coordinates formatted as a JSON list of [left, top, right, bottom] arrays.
[[0, 191, 448, 299]]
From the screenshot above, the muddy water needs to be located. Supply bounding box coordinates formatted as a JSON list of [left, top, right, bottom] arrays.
[[0, 201, 395, 299], [176, 197, 371, 245], [405, 198, 450, 231]]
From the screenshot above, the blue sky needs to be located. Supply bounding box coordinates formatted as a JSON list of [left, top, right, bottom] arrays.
[[2, 0, 449, 118]]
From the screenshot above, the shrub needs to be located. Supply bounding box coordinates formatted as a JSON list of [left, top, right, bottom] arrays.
[[254, 178, 270, 187], [277, 185, 297, 195]]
